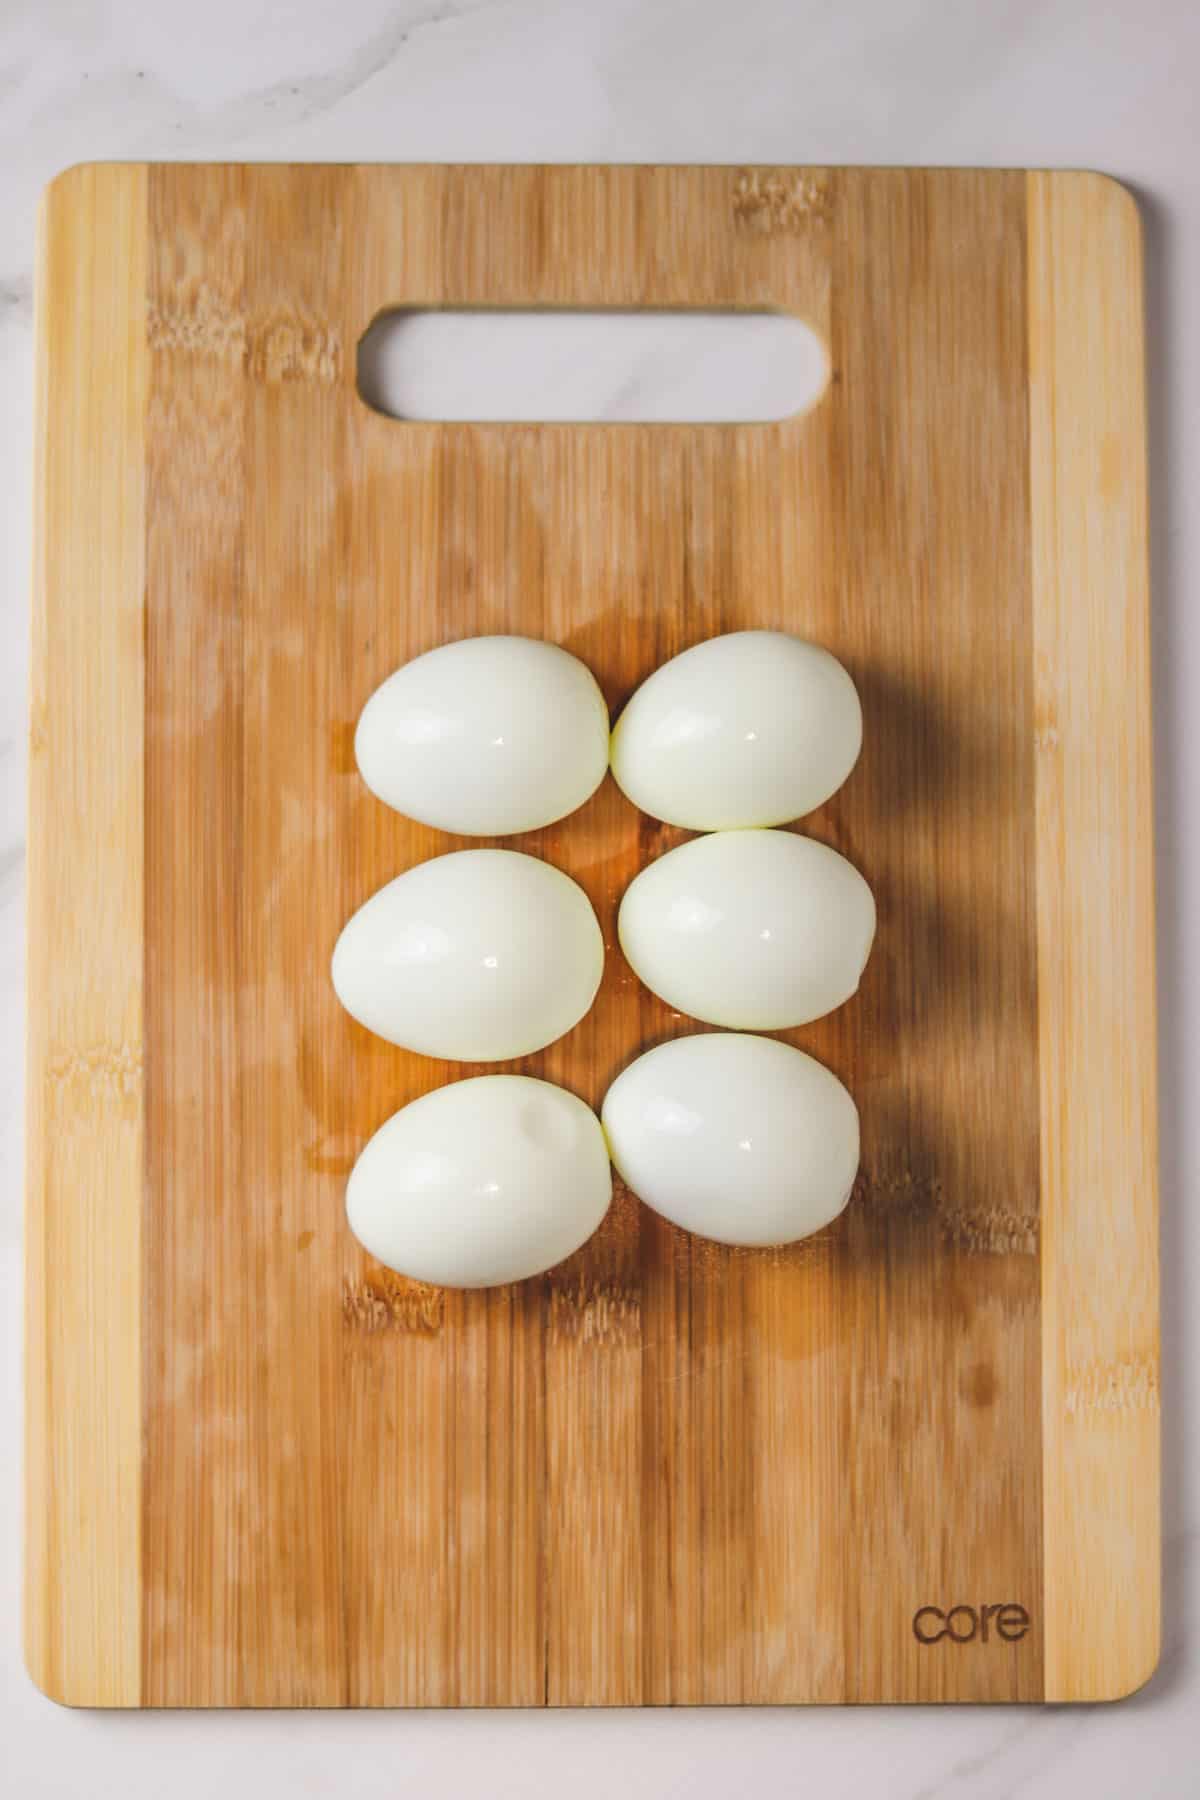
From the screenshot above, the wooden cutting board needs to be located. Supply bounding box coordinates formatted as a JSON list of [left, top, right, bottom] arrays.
[[26, 163, 1159, 1708]]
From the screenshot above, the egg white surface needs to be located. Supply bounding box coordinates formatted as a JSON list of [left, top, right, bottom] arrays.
[[618, 827, 874, 1030], [602, 1032, 859, 1248], [355, 634, 610, 835], [348, 1076, 612, 1287], [610, 630, 861, 830], [332, 849, 604, 1060]]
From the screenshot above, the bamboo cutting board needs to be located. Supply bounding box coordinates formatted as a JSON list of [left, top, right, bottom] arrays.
[[26, 163, 1159, 1708]]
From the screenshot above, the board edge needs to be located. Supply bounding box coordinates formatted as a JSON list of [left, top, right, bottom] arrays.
[[24, 160, 149, 1709], [1029, 168, 1162, 1705]]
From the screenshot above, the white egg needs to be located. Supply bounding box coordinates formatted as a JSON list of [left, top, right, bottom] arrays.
[[619, 828, 874, 1029], [610, 629, 862, 830], [332, 849, 604, 1060], [602, 1033, 858, 1247], [347, 1075, 612, 1287], [355, 634, 610, 835]]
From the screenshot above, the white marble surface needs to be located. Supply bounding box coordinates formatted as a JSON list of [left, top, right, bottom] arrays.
[[2, 0, 1197, 1792]]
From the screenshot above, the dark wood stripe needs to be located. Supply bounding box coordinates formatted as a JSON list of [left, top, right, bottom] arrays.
[[143, 164, 250, 1704], [828, 168, 1042, 1701]]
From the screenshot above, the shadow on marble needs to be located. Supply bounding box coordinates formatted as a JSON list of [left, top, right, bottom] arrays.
[[1129, 177, 1192, 1710]]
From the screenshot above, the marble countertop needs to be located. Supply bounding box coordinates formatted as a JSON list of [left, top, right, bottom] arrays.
[[3, 1, 1197, 1793]]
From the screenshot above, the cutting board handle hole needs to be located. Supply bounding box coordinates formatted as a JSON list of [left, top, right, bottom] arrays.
[[356, 309, 828, 424]]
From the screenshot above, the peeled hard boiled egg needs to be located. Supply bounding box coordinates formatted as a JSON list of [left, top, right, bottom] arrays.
[[355, 634, 610, 835], [610, 629, 861, 830], [602, 1033, 858, 1247], [347, 1075, 612, 1287], [332, 849, 604, 1060], [618, 828, 874, 1029]]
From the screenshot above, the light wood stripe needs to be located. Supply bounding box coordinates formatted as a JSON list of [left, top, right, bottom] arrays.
[[1029, 170, 1161, 1701], [25, 163, 147, 1707]]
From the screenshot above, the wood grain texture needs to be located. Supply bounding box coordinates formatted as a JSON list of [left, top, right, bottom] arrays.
[[1029, 171, 1160, 1702], [831, 168, 1043, 1704], [26, 163, 1158, 1707], [26, 163, 147, 1707]]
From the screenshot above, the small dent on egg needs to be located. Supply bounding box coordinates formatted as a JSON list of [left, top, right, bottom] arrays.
[[519, 1096, 577, 1155]]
